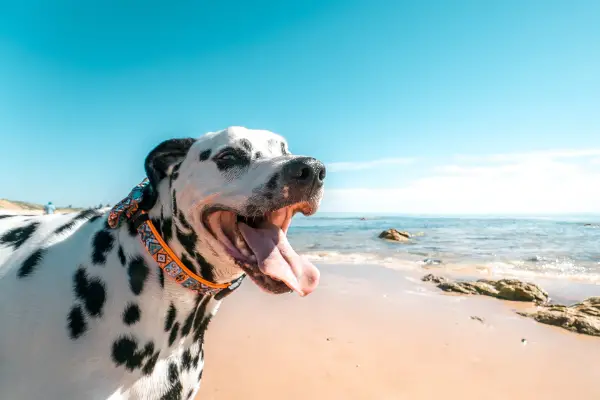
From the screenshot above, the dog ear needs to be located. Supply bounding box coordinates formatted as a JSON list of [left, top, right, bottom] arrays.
[[144, 138, 196, 189]]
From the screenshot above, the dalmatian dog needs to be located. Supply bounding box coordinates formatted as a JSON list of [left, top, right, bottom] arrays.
[[0, 126, 326, 400]]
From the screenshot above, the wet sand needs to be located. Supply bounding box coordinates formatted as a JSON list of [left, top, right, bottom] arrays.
[[198, 264, 600, 400]]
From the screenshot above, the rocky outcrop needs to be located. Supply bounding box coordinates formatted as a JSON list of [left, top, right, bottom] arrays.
[[518, 297, 600, 337], [421, 274, 549, 303], [378, 229, 411, 242]]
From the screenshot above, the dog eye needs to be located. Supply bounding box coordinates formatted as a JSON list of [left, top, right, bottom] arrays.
[[217, 151, 238, 161]]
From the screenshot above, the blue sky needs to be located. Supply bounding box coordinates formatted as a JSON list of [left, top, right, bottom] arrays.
[[1, 0, 600, 213]]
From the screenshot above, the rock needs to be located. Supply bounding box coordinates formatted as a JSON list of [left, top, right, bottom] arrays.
[[378, 228, 411, 242], [421, 274, 448, 284], [493, 279, 548, 303], [422, 274, 549, 303], [439, 280, 500, 297], [470, 316, 485, 323], [517, 297, 600, 337], [359, 217, 367, 221], [423, 258, 442, 265]]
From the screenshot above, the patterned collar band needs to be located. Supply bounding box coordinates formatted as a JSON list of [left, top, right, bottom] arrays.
[[108, 178, 244, 297]]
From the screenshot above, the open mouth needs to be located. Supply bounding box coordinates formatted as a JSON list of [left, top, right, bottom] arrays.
[[202, 202, 320, 296]]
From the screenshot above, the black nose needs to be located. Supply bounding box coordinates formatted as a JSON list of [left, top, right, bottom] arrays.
[[282, 157, 326, 187]]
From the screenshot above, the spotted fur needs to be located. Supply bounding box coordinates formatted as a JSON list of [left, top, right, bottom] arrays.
[[0, 126, 325, 399]]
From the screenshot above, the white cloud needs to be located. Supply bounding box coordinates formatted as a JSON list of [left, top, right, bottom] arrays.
[[326, 157, 414, 172], [321, 150, 600, 214]]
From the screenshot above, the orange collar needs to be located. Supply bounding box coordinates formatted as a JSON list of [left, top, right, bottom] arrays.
[[108, 178, 244, 296]]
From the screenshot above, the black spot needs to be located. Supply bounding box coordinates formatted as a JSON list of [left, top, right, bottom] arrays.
[[67, 305, 87, 339], [162, 217, 173, 244], [192, 296, 212, 342], [193, 252, 215, 283], [254, 151, 263, 159], [199, 149, 211, 161], [239, 138, 252, 152], [161, 380, 183, 400], [181, 294, 204, 338], [143, 341, 155, 357], [117, 246, 126, 266], [175, 227, 197, 257], [186, 389, 194, 400], [128, 256, 150, 295], [180, 253, 197, 275], [91, 229, 114, 265], [172, 190, 179, 217], [158, 267, 165, 288], [0, 215, 15, 220], [0, 222, 39, 249], [266, 173, 279, 190], [73, 267, 107, 317], [123, 303, 141, 325], [180, 295, 209, 338], [169, 322, 180, 346], [127, 220, 138, 237], [152, 217, 163, 237], [112, 337, 142, 371], [281, 142, 288, 155], [181, 309, 196, 338], [164, 303, 177, 332], [168, 362, 179, 383], [197, 369, 203, 382], [192, 352, 200, 369], [181, 348, 192, 371], [178, 213, 192, 230], [264, 192, 273, 200], [111, 336, 158, 372], [17, 248, 46, 278], [54, 209, 99, 235], [142, 351, 161, 375]]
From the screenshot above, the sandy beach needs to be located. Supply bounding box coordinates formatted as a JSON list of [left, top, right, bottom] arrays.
[[199, 263, 600, 400]]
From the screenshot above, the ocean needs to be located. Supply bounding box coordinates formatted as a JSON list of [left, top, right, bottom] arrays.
[[287, 213, 600, 283]]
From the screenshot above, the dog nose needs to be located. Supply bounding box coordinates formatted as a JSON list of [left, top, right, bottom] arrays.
[[283, 157, 326, 187]]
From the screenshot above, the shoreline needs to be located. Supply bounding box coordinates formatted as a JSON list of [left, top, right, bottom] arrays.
[[198, 262, 600, 399]]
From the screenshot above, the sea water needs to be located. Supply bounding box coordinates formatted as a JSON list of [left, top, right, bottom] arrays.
[[287, 213, 600, 283]]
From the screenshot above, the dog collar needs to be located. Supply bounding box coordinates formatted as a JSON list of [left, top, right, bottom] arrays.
[[108, 178, 245, 297]]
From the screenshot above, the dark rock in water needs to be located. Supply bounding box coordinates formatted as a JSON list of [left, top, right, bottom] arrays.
[[583, 223, 600, 228], [359, 217, 367, 221], [423, 258, 442, 265], [517, 297, 600, 337], [378, 228, 411, 242], [421, 274, 549, 303], [470, 316, 485, 323]]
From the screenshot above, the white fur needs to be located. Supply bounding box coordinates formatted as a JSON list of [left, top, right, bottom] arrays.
[[0, 127, 322, 400]]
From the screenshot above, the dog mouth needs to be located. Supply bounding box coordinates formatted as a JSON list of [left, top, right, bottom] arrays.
[[202, 202, 320, 296]]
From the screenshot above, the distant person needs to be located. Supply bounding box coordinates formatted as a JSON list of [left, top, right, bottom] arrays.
[[44, 201, 56, 215]]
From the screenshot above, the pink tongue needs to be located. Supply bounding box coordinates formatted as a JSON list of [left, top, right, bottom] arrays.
[[238, 222, 320, 296]]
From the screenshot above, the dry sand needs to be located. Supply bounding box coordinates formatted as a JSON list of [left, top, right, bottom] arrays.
[[198, 264, 600, 400]]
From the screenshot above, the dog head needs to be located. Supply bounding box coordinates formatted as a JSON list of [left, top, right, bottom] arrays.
[[143, 126, 326, 296]]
